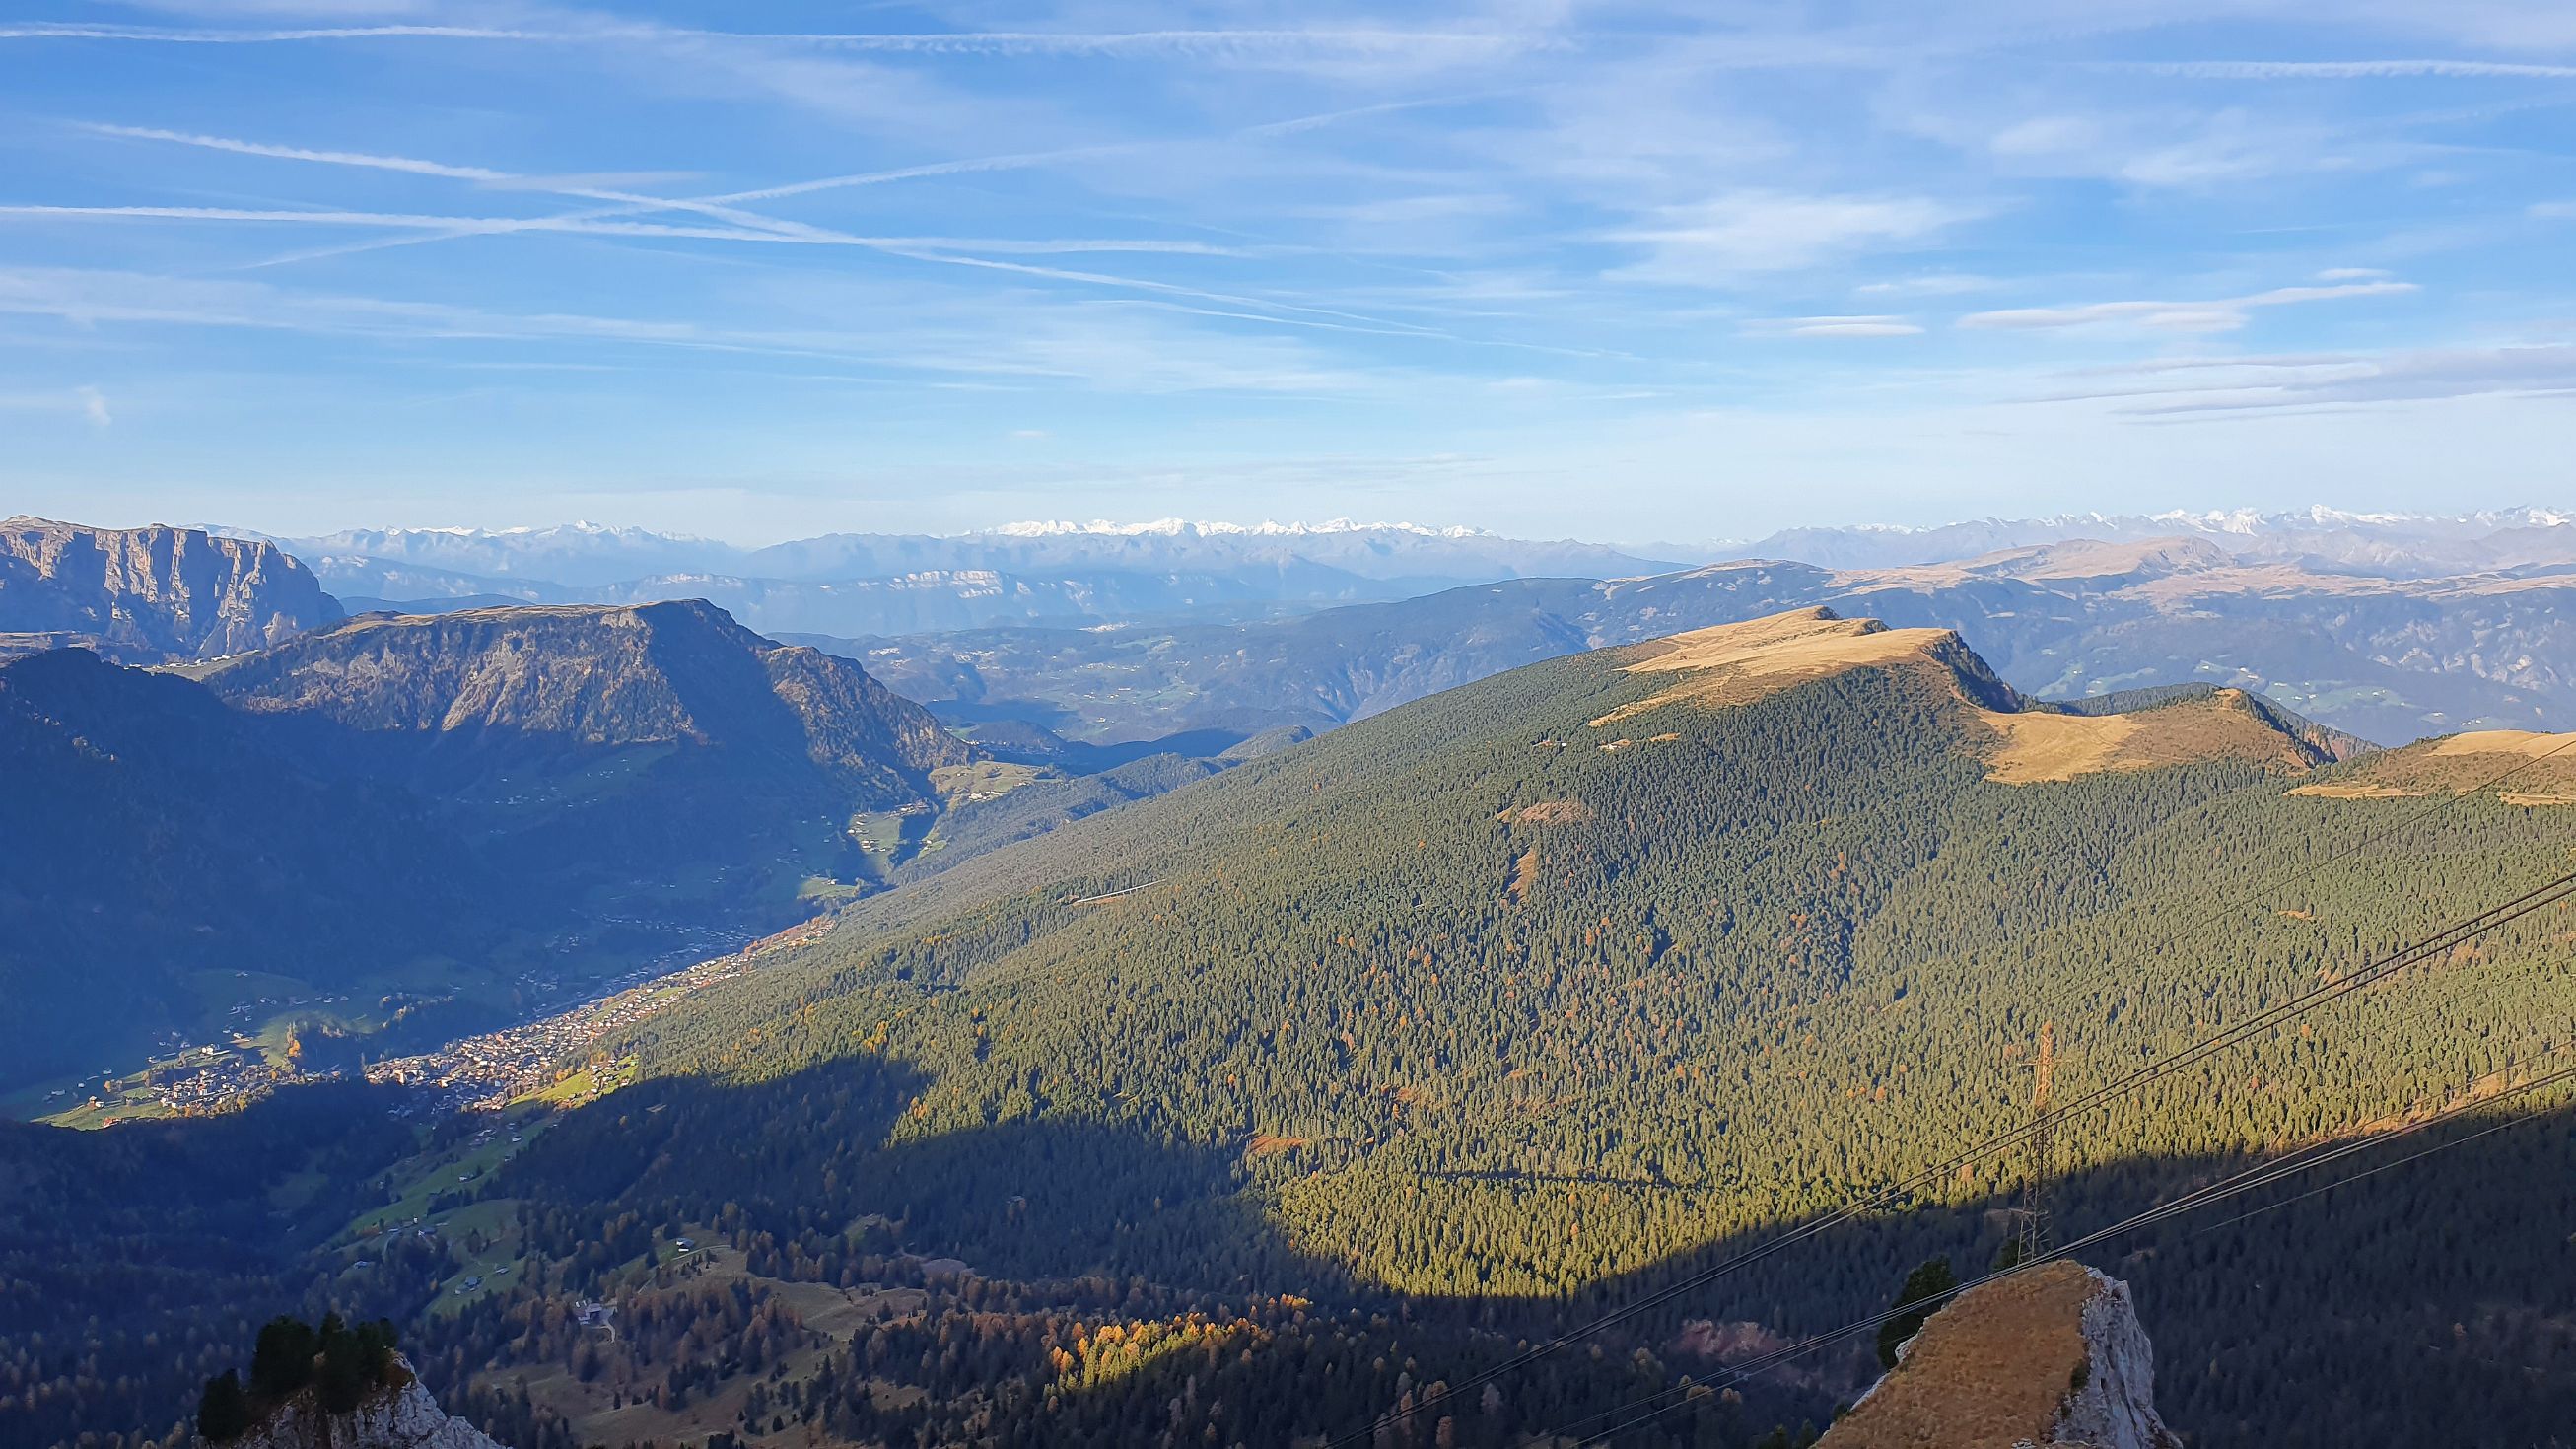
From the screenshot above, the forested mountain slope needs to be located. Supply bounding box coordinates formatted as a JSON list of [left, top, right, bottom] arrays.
[[846, 539, 2575, 744], [0, 517, 339, 663], [425, 607, 2576, 1448]]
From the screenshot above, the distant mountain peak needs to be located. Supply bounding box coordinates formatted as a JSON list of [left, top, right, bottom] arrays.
[[1747, 504, 2576, 573], [339, 520, 716, 544], [982, 517, 1495, 540]]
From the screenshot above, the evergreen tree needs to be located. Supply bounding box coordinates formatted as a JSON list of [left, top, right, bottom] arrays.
[[249, 1315, 317, 1401], [1875, 1257, 1959, 1369], [194, 1370, 252, 1443]]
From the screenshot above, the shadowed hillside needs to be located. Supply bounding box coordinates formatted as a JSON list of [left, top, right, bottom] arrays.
[[0, 601, 978, 1094]]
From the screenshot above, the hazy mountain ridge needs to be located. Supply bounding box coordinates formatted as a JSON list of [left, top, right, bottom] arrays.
[[204, 519, 1685, 637], [839, 539, 2576, 745], [1744, 505, 2576, 575], [219, 521, 729, 588], [0, 518, 340, 663]]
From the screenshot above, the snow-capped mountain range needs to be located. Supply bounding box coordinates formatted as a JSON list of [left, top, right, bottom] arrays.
[[197, 506, 2576, 639], [1741, 505, 2576, 575], [987, 518, 1493, 540]]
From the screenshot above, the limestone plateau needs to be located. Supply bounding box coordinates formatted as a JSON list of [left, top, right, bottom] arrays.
[[0, 517, 339, 663]]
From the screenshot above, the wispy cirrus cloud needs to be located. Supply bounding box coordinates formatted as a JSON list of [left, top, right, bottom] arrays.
[[0, 20, 1558, 62], [1961, 280, 2418, 333], [0, 23, 563, 42], [0, 202, 1253, 254], [10, 0, 2576, 533], [0, 262, 1391, 395], [79, 122, 696, 193], [2132, 59, 2576, 81], [99, 100, 1412, 274], [2040, 343, 2576, 417]]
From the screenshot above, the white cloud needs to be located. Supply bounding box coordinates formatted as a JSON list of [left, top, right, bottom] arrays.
[[1989, 115, 2100, 156], [1855, 273, 1999, 297], [0, 384, 111, 426], [1961, 280, 2417, 333], [1605, 191, 1978, 283], [1744, 315, 1925, 338]]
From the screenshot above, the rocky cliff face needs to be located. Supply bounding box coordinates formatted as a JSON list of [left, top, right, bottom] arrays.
[[1819, 1260, 2182, 1449], [231, 1359, 509, 1449], [0, 517, 339, 662]]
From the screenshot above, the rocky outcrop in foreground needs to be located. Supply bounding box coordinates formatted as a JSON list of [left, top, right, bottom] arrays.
[[0, 517, 338, 662], [1819, 1261, 2183, 1449], [225, 1357, 507, 1449]]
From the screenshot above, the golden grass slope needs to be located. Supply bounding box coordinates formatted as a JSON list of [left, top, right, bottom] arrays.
[[1592, 608, 1967, 727], [2291, 728, 2576, 803], [1985, 689, 2332, 785], [1594, 607, 2328, 786]]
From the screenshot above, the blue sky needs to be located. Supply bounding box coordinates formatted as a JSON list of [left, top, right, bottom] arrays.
[[2, 1, 2573, 544]]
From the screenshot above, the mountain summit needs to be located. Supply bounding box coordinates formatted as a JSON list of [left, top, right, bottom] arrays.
[[1592, 608, 2354, 783], [200, 599, 965, 794], [195, 598, 973, 893]]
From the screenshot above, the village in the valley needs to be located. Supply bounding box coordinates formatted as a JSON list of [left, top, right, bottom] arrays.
[[365, 924, 812, 1112], [55, 918, 827, 1125]]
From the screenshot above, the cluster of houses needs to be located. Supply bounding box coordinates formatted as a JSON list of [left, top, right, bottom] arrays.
[[365, 928, 809, 1112]]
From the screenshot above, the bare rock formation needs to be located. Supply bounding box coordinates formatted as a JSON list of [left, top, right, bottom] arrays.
[[0, 517, 338, 662], [1819, 1261, 2183, 1449]]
